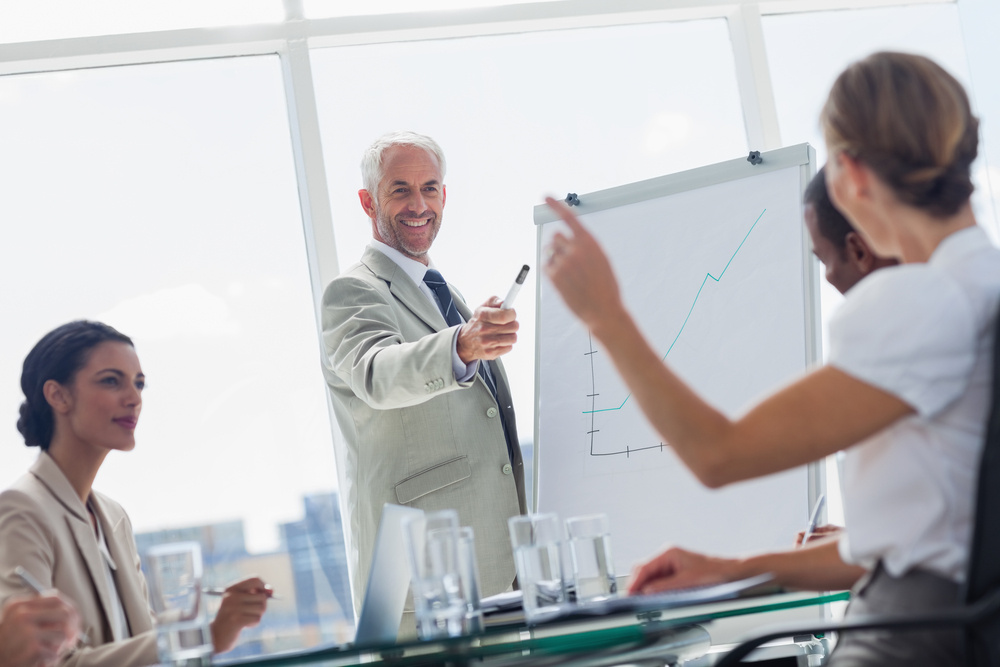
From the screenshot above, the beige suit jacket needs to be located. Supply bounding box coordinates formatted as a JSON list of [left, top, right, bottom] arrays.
[[322, 247, 527, 611], [0, 453, 159, 667]]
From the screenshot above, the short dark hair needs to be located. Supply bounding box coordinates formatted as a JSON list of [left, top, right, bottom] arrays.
[[804, 166, 855, 251], [18, 321, 133, 450]]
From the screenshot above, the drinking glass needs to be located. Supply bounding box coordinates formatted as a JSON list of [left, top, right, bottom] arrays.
[[145, 542, 212, 666], [403, 510, 466, 639], [566, 513, 617, 601], [508, 513, 567, 623], [456, 527, 484, 634]]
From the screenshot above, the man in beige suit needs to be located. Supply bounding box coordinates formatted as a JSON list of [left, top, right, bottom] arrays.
[[322, 131, 527, 612]]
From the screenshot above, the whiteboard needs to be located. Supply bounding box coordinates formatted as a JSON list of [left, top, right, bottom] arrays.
[[533, 144, 822, 575]]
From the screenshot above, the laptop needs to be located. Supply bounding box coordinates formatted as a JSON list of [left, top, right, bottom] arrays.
[[352, 503, 423, 647]]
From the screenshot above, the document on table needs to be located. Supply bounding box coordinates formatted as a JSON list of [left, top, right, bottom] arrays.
[[482, 573, 778, 625]]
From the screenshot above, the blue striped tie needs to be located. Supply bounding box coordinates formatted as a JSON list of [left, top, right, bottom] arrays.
[[423, 269, 462, 328]]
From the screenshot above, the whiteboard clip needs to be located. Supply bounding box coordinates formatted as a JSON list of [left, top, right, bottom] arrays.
[[565, 193, 581, 206], [747, 151, 763, 165]]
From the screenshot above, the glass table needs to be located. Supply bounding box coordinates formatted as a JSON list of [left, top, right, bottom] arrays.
[[221, 591, 850, 667]]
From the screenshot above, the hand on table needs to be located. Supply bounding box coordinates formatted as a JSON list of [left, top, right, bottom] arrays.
[[627, 546, 741, 596]]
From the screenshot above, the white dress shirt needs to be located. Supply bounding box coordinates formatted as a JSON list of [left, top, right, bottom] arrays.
[[828, 225, 1000, 582], [89, 498, 130, 641]]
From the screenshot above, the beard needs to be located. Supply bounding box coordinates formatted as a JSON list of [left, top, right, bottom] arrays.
[[374, 205, 441, 260]]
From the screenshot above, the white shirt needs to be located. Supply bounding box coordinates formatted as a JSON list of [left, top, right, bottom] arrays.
[[828, 225, 1000, 582], [369, 240, 477, 381], [89, 499, 130, 641]]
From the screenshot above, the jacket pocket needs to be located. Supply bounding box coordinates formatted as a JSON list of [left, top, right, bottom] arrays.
[[394, 456, 471, 504]]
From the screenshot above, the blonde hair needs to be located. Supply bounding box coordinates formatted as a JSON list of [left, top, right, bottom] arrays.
[[821, 52, 978, 218]]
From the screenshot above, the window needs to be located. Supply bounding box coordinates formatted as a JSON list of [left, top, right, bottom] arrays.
[[311, 19, 747, 440], [0, 55, 350, 654]]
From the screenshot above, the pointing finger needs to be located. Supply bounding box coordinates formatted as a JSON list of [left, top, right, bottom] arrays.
[[545, 196, 591, 238]]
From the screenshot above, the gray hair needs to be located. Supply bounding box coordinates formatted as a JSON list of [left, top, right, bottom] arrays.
[[360, 131, 447, 203]]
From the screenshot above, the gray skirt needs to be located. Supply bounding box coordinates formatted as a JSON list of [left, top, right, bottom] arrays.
[[828, 562, 966, 667]]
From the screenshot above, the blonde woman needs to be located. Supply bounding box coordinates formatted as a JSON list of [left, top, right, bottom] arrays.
[[544, 52, 995, 665]]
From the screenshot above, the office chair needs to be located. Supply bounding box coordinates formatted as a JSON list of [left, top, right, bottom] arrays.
[[716, 307, 1000, 667]]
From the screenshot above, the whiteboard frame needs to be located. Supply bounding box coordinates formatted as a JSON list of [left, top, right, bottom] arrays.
[[531, 143, 824, 522]]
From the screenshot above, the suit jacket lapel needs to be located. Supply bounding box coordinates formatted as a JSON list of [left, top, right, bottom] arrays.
[[31, 455, 116, 641], [361, 247, 445, 332], [91, 496, 154, 636]]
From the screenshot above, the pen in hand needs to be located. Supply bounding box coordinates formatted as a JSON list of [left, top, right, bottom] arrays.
[[202, 587, 280, 600], [801, 494, 826, 545], [15, 566, 91, 646], [500, 265, 530, 310]]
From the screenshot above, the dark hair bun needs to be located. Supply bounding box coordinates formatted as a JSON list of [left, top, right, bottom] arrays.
[[17, 400, 48, 449]]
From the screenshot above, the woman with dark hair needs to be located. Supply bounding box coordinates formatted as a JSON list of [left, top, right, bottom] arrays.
[[543, 52, 998, 665], [0, 321, 270, 666]]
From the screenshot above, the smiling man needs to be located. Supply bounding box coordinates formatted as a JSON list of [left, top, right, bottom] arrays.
[[321, 131, 527, 614]]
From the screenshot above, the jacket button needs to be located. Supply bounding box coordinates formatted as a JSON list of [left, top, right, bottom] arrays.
[[502, 463, 512, 475], [486, 407, 498, 418]]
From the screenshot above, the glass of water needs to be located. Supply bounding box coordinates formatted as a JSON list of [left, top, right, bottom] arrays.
[[403, 510, 467, 640], [508, 513, 567, 624], [145, 541, 212, 666], [456, 527, 484, 634], [566, 514, 617, 601]]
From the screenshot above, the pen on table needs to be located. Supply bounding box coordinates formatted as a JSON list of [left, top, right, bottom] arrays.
[[202, 587, 280, 600], [15, 566, 92, 646], [500, 264, 530, 310], [802, 494, 826, 545]]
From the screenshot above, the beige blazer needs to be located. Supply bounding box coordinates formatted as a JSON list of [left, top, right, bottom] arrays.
[[322, 247, 527, 611], [0, 453, 159, 667]]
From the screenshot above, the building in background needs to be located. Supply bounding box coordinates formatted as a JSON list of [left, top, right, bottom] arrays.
[[280, 491, 354, 646], [134, 491, 354, 657]]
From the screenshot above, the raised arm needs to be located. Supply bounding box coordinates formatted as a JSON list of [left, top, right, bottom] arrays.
[[543, 197, 912, 488], [322, 276, 467, 409]]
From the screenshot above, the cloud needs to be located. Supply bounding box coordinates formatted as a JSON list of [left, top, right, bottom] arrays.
[[97, 283, 241, 340]]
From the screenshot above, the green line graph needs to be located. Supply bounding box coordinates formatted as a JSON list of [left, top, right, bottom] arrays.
[[583, 209, 767, 458], [584, 208, 766, 416]]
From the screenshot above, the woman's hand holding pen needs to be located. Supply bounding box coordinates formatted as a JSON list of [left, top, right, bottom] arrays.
[[0, 593, 81, 667], [543, 197, 628, 337], [209, 577, 273, 655]]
